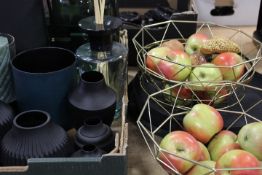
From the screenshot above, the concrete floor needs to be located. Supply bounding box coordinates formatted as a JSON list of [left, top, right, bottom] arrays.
[[126, 26, 261, 175]]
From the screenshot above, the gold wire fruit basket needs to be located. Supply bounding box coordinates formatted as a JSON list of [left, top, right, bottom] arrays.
[[132, 20, 262, 108], [136, 81, 262, 175]]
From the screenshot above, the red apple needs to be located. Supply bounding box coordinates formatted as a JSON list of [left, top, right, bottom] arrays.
[[198, 141, 211, 161], [146, 46, 171, 73], [157, 49, 192, 81], [170, 85, 193, 100], [183, 104, 224, 144], [161, 39, 184, 51], [164, 84, 193, 106], [159, 131, 201, 174], [212, 52, 245, 81], [237, 122, 262, 161], [215, 149, 262, 175], [208, 130, 240, 161], [189, 63, 223, 91], [186, 160, 216, 175], [194, 87, 228, 105], [185, 33, 209, 55]]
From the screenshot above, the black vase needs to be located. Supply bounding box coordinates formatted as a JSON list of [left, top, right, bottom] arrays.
[[0, 101, 14, 139], [68, 71, 116, 128], [75, 118, 115, 153], [0, 110, 74, 166], [71, 144, 105, 157]]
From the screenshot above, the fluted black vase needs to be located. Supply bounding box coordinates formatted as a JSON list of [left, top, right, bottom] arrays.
[[75, 118, 115, 153], [0, 110, 74, 166], [71, 144, 105, 157], [68, 71, 116, 128], [0, 101, 14, 139]]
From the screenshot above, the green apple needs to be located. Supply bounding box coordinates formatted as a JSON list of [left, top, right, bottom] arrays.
[[215, 149, 262, 175], [183, 104, 224, 144], [237, 122, 262, 161], [186, 160, 216, 175], [198, 141, 211, 161], [189, 63, 223, 91], [208, 130, 240, 161], [158, 131, 201, 174], [185, 33, 209, 55]]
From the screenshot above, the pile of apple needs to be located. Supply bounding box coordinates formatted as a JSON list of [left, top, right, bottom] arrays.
[[158, 104, 262, 175], [146, 33, 246, 104]]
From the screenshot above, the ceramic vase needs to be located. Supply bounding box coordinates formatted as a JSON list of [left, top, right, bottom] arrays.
[[71, 144, 105, 157], [0, 101, 14, 139], [68, 71, 116, 128], [0, 110, 74, 166], [0, 33, 16, 103], [75, 118, 115, 153], [11, 47, 76, 129]]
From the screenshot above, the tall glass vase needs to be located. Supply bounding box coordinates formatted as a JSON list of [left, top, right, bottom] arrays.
[[48, 0, 119, 51]]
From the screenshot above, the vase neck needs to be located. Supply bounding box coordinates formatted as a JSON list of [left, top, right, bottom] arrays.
[[79, 71, 106, 92]]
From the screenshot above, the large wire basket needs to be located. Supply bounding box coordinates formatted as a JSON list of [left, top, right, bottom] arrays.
[[132, 20, 262, 108], [137, 81, 262, 175]]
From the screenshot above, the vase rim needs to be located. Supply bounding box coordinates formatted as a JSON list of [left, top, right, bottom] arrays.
[[0, 33, 15, 46], [11, 47, 76, 75], [13, 110, 51, 130]]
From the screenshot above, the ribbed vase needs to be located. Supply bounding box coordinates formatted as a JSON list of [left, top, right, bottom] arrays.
[[0, 110, 74, 166], [0, 33, 15, 103], [0, 101, 14, 139]]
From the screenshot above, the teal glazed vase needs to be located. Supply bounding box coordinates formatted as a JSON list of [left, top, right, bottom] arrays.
[[0, 33, 16, 103], [11, 47, 76, 129]]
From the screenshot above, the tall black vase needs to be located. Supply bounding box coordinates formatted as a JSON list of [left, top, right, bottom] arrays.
[[0, 101, 14, 139], [0, 110, 74, 166], [68, 71, 116, 128], [75, 118, 115, 153]]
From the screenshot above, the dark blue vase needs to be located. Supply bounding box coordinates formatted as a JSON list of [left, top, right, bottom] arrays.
[[11, 47, 76, 129]]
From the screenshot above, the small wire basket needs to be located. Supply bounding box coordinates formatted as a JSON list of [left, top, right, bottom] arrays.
[[136, 81, 262, 175], [132, 20, 262, 108]]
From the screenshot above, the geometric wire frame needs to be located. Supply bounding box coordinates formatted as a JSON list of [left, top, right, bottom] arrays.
[[134, 20, 262, 174], [133, 20, 262, 108], [136, 81, 262, 175]]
